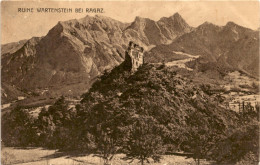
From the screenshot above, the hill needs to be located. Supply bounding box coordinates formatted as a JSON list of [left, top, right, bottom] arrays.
[[80, 62, 240, 153]]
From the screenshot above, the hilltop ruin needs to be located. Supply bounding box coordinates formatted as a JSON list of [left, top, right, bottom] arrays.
[[124, 41, 144, 72]]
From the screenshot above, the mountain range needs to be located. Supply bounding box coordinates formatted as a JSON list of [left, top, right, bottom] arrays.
[[1, 13, 259, 103], [146, 21, 259, 76]]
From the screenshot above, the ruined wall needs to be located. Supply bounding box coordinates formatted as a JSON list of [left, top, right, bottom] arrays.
[[125, 41, 144, 72]]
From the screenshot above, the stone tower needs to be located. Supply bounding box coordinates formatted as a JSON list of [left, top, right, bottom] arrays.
[[125, 41, 144, 72]]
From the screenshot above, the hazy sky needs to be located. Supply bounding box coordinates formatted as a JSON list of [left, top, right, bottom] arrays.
[[1, 1, 259, 44]]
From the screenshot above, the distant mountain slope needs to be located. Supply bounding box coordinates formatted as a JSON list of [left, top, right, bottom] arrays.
[[1, 39, 28, 55], [2, 16, 125, 92], [157, 13, 193, 40], [124, 13, 192, 45], [1, 13, 192, 102], [146, 21, 259, 77], [1, 83, 27, 104]]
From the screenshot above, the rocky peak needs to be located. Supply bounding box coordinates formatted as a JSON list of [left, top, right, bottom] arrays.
[[170, 12, 187, 24], [224, 21, 254, 32], [199, 21, 218, 28], [129, 16, 154, 30], [196, 21, 222, 33], [78, 15, 127, 32], [155, 13, 192, 41], [172, 12, 181, 18], [44, 21, 65, 40], [226, 21, 237, 27], [172, 13, 191, 32], [222, 21, 255, 42], [158, 12, 192, 34], [159, 12, 186, 23], [134, 16, 148, 22]]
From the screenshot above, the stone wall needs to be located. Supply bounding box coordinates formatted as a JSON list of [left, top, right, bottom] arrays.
[[126, 41, 144, 72]]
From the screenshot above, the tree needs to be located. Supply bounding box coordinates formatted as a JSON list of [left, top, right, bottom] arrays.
[[187, 125, 215, 165], [2, 106, 38, 147], [85, 100, 130, 165], [185, 110, 223, 165], [124, 116, 165, 165], [211, 122, 259, 164], [36, 107, 56, 148], [94, 126, 119, 165], [36, 96, 76, 149], [210, 108, 259, 165], [241, 102, 258, 121]]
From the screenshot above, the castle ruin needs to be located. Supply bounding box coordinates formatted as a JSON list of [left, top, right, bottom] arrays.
[[124, 41, 144, 72]]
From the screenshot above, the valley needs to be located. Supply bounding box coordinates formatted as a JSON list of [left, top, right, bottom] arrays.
[[164, 51, 200, 70]]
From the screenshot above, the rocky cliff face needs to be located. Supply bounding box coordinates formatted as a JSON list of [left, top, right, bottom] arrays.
[[1, 13, 192, 102]]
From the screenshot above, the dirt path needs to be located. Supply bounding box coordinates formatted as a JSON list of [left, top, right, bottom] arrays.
[[2, 147, 213, 165]]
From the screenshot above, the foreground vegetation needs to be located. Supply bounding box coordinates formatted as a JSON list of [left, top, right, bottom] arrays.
[[2, 64, 259, 165]]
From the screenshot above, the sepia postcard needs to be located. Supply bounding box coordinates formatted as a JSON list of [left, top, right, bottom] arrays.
[[1, 1, 259, 165]]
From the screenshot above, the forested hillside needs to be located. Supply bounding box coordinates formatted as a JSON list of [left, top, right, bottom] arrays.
[[3, 62, 258, 164]]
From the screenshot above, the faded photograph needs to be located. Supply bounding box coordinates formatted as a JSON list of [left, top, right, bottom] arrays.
[[1, 1, 259, 165]]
